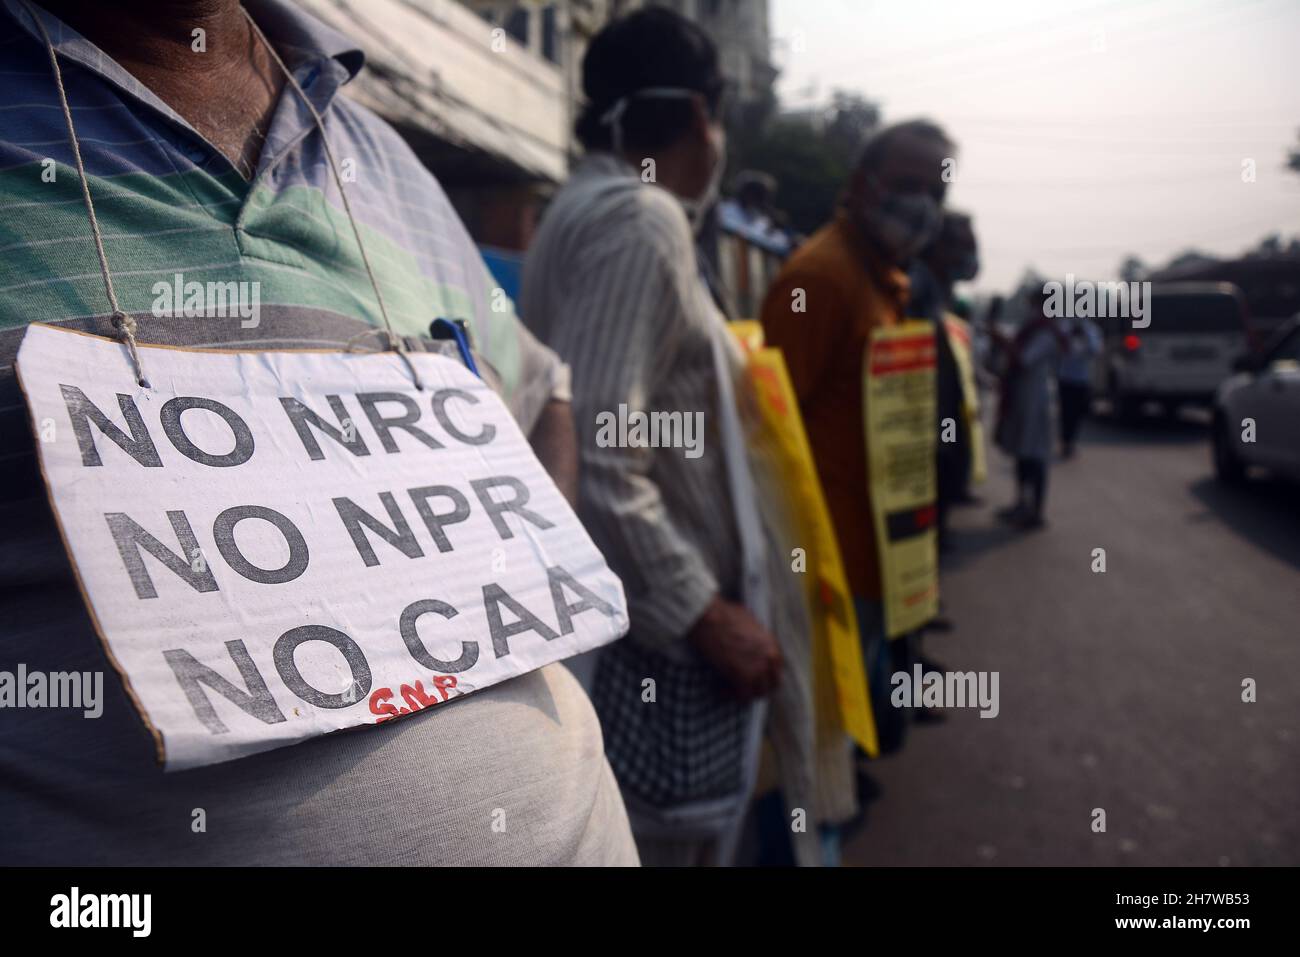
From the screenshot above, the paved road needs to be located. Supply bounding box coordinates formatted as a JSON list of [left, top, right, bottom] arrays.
[[843, 407, 1300, 866]]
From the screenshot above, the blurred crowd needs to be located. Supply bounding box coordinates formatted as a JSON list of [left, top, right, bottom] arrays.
[[520, 6, 1107, 866]]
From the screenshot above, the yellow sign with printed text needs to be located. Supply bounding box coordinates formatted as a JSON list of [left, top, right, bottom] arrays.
[[943, 314, 987, 486], [864, 321, 939, 638], [730, 322, 877, 755]]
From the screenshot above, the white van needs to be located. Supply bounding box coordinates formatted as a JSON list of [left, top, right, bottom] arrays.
[[1096, 282, 1251, 417], [1213, 316, 1300, 483]]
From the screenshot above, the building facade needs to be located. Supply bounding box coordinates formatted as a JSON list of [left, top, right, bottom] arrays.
[[301, 1, 776, 258]]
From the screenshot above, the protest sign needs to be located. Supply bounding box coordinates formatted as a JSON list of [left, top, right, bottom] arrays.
[[15, 324, 628, 770], [943, 314, 988, 486], [864, 321, 940, 638], [730, 321, 878, 756]]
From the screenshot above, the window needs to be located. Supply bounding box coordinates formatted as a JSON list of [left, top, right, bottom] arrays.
[[1135, 293, 1244, 334], [542, 5, 558, 63], [505, 7, 529, 46]]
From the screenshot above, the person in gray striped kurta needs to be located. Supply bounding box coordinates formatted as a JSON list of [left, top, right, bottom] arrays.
[[521, 8, 788, 866]]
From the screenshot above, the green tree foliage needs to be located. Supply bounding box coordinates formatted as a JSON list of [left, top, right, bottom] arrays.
[[727, 90, 880, 238], [732, 119, 848, 236], [824, 92, 881, 165]]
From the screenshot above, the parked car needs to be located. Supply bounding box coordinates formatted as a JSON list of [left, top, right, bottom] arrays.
[[1096, 282, 1251, 417], [1213, 315, 1300, 483]]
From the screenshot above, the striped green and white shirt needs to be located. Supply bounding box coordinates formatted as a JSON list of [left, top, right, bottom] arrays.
[[0, 0, 635, 866]]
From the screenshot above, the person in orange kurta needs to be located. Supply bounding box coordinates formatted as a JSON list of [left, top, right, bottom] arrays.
[[759, 122, 954, 851]]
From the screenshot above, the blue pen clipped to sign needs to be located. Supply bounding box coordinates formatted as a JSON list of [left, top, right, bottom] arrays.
[[429, 317, 480, 377]]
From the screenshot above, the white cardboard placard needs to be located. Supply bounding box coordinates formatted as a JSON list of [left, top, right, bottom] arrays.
[[15, 324, 627, 770]]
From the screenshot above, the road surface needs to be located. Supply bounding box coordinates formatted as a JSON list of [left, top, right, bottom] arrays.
[[843, 407, 1300, 866]]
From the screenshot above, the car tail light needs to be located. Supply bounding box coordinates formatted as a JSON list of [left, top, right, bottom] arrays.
[[1236, 296, 1257, 351], [1123, 334, 1141, 352]]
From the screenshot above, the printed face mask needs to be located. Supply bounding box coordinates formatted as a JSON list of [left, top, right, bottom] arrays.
[[863, 181, 941, 261]]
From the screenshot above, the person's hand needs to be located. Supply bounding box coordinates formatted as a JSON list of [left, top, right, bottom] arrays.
[[528, 398, 578, 507], [687, 596, 783, 701]]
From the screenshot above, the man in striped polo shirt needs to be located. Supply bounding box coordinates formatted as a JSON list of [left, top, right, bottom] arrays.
[[0, 0, 636, 865]]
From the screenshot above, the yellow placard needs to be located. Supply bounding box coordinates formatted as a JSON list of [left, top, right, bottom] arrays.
[[730, 321, 877, 755], [864, 320, 940, 638], [943, 314, 987, 486]]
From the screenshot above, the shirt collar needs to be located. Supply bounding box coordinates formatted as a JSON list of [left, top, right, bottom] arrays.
[[5, 0, 364, 72], [5, 0, 366, 179], [3, 0, 365, 129], [242, 0, 365, 81], [575, 151, 639, 181]]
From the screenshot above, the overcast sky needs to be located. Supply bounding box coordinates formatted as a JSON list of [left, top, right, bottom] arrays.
[[770, 0, 1300, 293]]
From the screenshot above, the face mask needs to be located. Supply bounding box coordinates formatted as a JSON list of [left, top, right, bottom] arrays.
[[862, 179, 941, 261], [950, 250, 979, 281]]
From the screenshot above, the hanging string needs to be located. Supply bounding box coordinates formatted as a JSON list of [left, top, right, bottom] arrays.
[[24, 0, 149, 387], [243, 7, 424, 391], [24, 0, 426, 391]]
